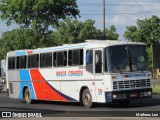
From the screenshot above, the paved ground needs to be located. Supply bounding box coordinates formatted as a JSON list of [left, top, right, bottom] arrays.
[[0, 92, 160, 119]]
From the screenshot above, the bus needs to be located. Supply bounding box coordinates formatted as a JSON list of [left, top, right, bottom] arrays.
[[6, 40, 152, 108]]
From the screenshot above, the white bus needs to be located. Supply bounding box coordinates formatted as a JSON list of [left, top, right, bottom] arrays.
[[6, 40, 152, 108]]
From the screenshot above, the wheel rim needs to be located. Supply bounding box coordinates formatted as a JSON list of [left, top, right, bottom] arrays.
[[26, 92, 30, 102], [84, 93, 91, 105]]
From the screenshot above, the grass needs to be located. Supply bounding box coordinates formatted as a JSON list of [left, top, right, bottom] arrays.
[[152, 85, 160, 95]]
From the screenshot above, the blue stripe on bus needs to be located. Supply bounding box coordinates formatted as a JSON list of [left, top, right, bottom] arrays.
[[33, 43, 88, 53], [18, 70, 36, 99], [16, 51, 26, 56]]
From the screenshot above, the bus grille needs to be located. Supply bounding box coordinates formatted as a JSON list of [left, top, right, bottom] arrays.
[[113, 79, 151, 90], [9, 83, 13, 94]]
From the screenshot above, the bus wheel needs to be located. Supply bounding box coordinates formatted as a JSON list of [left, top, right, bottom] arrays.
[[82, 89, 93, 108], [24, 88, 32, 104], [118, 100, 130, 106]]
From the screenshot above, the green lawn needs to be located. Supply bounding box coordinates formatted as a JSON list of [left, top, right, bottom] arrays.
[[152, 85, 160, 95]]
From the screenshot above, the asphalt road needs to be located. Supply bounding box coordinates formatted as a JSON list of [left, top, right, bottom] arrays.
[[0, 92, 160, 118]]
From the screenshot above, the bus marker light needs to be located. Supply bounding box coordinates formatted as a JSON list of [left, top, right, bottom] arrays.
[[112, 75, 116, 79], [130, 93, 137, 97], [124, 75, 129, 78]]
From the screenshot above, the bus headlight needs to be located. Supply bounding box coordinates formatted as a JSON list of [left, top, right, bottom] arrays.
[[148, 91, 152, 96], [113, 94, 117, 99]]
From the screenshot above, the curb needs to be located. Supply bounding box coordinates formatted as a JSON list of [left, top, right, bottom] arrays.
[[153, 94, 160, 99]]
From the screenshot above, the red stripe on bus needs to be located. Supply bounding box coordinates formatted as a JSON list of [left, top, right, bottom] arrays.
[[30, 69, 68, 101]]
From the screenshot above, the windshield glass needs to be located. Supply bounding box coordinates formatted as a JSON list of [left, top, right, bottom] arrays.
[[106, 45, 148, 73]]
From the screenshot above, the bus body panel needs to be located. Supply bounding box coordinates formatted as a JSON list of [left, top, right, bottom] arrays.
[[6, 40, 152, 105]]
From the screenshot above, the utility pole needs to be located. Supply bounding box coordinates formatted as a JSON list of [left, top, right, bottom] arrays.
[[103, 0, 106, 39]]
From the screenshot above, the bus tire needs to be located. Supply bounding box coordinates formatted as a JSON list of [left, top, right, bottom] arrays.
[[82, 89, 93, 108], [24, 88, 32, 104]]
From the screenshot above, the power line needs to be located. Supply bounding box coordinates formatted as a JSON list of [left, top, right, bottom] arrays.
[[80, 11, 160, 16], [78, 3, 160, 6]]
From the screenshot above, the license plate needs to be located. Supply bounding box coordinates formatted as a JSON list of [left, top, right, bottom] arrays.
[[130, 93, 138, 97]]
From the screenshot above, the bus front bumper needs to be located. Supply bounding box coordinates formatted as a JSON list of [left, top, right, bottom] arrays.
[[105, 88, 152, 103]]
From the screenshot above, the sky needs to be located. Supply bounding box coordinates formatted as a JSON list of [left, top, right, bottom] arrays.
[[1, 0, 160, 40]]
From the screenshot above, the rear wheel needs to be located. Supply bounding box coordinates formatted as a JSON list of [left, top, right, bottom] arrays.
[[82, 89, 93, 108], [24, 88, 32, 104]]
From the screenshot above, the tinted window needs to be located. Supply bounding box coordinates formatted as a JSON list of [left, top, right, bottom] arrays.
[[53, 51, 67, 67], [68, 49, 83, 66], [40, 52, 52, 68], [17, 56, 26, 69], [86, 50, 93, 73], [28, 54, 39, 68], [8, 57, 15, 70]]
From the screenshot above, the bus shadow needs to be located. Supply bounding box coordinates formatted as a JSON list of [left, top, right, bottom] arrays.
[[25, 96, 160, 108], [94, 97, 160, 108], [24, 100, 81, 107]]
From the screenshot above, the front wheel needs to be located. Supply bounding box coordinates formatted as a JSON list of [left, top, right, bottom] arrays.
[[24, 88, 32, 104], [82, 89, 93, 108]]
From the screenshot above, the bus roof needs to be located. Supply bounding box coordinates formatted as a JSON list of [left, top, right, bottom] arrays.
[[7, 40, 145, 56]]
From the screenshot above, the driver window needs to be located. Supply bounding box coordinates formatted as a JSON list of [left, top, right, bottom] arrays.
[[95, 50, 102, 73], [86, 50, 93, 73]]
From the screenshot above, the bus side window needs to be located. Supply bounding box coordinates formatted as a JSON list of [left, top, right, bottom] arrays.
[[17, 56, 26, 69], [54, 51, 67, 67], [28, 54, 39, 68], [86, 50, 93, 73], [40, 52, 52, 68], [68, 49, 83, 66], [8, 57, 15, 70]]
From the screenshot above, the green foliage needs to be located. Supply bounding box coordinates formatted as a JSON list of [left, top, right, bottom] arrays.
[[0, 16, 119, 59], [105, 25, 119, 40], [0, 28, 55, 59], [146, 47, 152, 70], [52, 18, 119, 44], [152, 85, 160, 95], [124, 15, 160, 46], [0, 0, 79, 37], [124, 16, 160, 69]]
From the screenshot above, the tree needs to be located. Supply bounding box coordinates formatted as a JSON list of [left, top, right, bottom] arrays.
[[105, 25, 119, 40], [124, 15, 160, 46], [0, 0, 79, 37], [124, 15, 160, 69], [0, 28, 56, 59], [52, 18, 119, 45]]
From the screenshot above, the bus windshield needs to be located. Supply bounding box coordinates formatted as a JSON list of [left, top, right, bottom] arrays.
[[106, 45, 148, 73]]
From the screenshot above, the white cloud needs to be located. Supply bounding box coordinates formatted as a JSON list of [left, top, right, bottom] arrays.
[[108, 0, 160, 26], [106, 0, 160, 39]]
